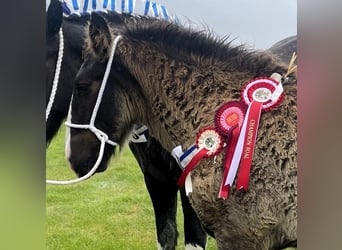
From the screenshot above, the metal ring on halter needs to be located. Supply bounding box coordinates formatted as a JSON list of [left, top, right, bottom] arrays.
[[46, 35, 122, 185]]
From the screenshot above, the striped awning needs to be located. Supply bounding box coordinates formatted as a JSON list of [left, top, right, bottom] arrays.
[[53, 0, 178, 22]]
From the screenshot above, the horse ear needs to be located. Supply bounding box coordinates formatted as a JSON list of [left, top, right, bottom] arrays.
[[105, 11, 126, 27], [89, 12, 112, 58], [46, 0, 63, 38]]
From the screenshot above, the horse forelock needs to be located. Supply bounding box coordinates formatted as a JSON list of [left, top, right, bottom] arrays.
[[82, 12, 151, 61]]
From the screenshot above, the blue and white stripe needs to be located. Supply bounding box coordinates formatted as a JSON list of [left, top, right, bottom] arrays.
[[173, 144, 199, 171], [53, 0, 178, 22]]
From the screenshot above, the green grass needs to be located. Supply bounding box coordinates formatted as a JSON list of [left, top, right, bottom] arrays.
[[47, 128, 295, 250], [46, 127, 217, 249]]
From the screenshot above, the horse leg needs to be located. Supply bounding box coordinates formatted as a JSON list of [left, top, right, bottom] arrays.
[[144, 173, 179, 250], [180, 187, 207, 250], [129, 138, 179, 249]]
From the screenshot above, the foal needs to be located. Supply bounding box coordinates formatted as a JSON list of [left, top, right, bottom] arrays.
[[67, 12, 297, 249]]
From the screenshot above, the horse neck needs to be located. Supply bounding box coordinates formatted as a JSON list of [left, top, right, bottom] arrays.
[[62, 19, 86, 67], [49, 20, 85, 124], [57, 19, 85, 101], [117, 40, 286, 151]]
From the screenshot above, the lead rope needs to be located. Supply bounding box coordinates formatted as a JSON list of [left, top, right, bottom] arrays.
[[46, 29, 64, 122], [46, 35, 122, 185]]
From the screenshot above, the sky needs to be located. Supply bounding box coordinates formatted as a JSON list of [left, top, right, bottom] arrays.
[[156, 0, 297, 49], [47, 0, 297, 50]]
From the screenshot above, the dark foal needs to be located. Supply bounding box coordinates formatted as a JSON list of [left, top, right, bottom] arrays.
[[46, 0, 206, 249], [67, 12, 297, 249]]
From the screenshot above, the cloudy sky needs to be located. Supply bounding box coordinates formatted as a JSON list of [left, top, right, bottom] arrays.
[[156, 0, 297, 49], [47, 0, 297, 49]]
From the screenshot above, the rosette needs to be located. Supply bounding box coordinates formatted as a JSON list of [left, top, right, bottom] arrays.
[[241, 77, 284, 111], [196, 127, 224, 157], [214, 101, 246, 136], [231, 74, 284, 191], [213, 101, 247, 198], [177, 127, 223, 186]]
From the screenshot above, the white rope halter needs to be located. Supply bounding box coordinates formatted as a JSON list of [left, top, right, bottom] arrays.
[[46, 35, 122, 185], [46, 29, 64, 121]]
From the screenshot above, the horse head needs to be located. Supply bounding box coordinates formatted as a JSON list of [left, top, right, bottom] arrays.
[[66, 12, 146, 177], [46, 0, 63, 39]]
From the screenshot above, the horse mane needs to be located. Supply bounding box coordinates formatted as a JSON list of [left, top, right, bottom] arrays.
[[64, 13, 90, 24], [122, 16, 243, 63], [86, 12, 287, 76]]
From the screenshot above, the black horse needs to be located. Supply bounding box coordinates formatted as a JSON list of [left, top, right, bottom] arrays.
[[268, 35, 297, 63], [46, 1, 207, 249], [67, 12, 296, 249]]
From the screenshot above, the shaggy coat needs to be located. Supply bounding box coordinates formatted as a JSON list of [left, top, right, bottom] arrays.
[[73, 12, 297, 250]]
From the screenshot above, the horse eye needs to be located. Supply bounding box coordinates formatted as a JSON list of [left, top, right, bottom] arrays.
[[76, 82, 90, 94]]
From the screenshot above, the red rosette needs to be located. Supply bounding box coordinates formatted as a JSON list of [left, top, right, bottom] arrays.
[[241, 77, 284, 111], [196, 127, 223, 158], [214, 101, 246, 136]]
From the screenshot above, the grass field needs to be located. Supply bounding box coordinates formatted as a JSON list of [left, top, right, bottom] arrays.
[[46, 127, 217, 249], [47, 128, 295, 250]]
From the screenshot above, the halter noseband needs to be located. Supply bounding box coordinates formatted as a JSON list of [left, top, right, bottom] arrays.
[[46, 35, 122, 185]]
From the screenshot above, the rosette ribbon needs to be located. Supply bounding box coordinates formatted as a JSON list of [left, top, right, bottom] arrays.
[[177, 127, 223, 186], [225, 73, 284, 191], [214, 101, 246, 199], [235, 100, 263, 190]]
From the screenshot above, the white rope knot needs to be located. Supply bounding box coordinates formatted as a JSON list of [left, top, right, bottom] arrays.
[[64, 122, 117, 146], [93, 128, 108, 141]]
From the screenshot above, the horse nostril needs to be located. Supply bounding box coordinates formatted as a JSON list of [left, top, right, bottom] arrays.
[[74, 165, 91, 178], [76, 171, 84, 178]]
